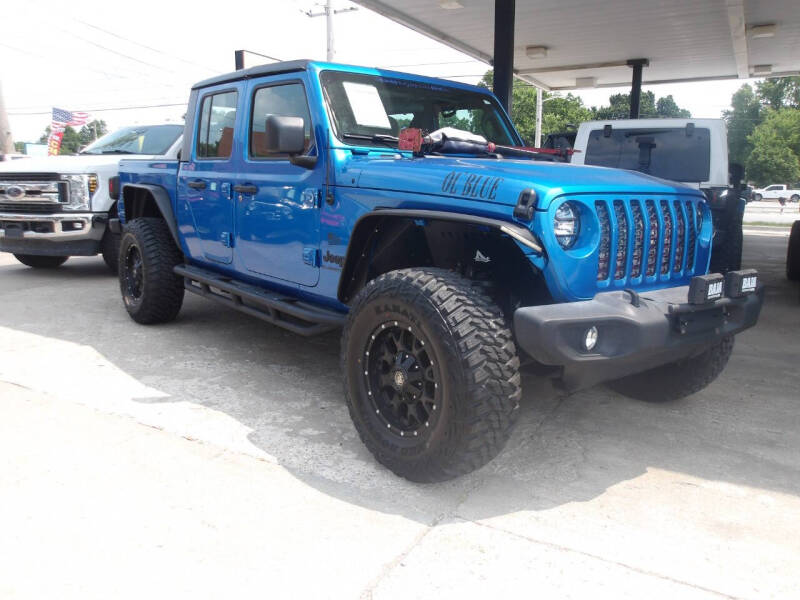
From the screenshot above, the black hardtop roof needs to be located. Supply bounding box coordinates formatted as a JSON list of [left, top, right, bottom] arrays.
[[191, 60, 313, 90]]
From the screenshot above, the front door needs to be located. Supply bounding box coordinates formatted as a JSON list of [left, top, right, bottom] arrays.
[[235, 77, 321, 287], [180, 86, 240, 264]]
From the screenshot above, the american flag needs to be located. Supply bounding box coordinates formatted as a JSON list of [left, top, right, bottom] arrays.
[[51, 107, 90, 128]]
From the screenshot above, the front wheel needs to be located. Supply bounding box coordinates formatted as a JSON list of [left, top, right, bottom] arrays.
[[14, 254, 68, 269], [791, 194, 799, 203], [754, 193, 762, 202], [342, 268, 522, 482], [607, 336, 734, 402], [119, 218, 184, 324]]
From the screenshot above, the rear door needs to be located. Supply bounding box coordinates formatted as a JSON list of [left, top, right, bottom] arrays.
[[180, 85, 241, 264], [234, 75, 321, 286]]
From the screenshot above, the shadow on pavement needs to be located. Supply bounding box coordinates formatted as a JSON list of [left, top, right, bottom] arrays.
[[0, 240, 798, 524]]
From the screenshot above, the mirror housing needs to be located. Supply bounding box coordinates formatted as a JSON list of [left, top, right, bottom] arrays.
[[263, 114, 316, 168], [264, 114, 306, 155]]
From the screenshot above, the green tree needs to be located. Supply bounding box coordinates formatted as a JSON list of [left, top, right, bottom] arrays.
[[655, 95, 692, 118], [592, 91, 691, 119], [478, 71, 593, 143], [78, 120, 108, 146], [723, 84, 762, 165], [38, 125, 82, 155], [745, 109, 800, 185], [755, 76, 800, 110]]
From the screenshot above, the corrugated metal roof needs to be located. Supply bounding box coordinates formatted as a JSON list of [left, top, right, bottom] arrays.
[[352, 0, 800, 90]]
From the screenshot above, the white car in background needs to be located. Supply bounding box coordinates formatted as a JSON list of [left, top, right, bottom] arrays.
[[0, 124, 183, 271], [752, 184, 800, 202]]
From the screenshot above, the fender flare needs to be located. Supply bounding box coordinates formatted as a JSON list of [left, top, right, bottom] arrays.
[[122, 183, 180, 247], [337, 208, 543, 302]]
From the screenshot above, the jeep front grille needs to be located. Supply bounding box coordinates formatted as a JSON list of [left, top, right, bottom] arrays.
[[595, 197, 701, 284], [596, 201, 611, 280]]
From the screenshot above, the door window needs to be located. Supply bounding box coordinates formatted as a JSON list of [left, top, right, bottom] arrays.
[[196, 91, 238, 159], [250, 83, 313, 158]]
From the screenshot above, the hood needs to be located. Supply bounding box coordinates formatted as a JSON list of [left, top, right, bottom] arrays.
[[0, 154, 162, 175], [343, 153, 703, 209]]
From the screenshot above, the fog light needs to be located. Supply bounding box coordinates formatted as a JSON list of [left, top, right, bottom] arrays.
[[584, 326, 598, 351]]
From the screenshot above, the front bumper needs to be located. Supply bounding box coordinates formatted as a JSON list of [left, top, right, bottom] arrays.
[[0, 212, 107, 256], [513, 280, 763, 391]]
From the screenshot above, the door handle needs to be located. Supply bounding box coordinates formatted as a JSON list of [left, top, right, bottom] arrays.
[[233, 184, 258, 194], [187, 180, 206, 190]]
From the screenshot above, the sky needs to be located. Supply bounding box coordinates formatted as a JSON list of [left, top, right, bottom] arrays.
[[2, 0, 763, 144]]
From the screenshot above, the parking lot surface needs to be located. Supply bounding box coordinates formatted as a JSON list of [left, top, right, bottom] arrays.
[[1, 232, 799, 599]]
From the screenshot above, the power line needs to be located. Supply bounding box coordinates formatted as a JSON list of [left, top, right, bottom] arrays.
[[72, 18, 218, 75], [9, 102, 187, 116], [57, 30, 175, 73]]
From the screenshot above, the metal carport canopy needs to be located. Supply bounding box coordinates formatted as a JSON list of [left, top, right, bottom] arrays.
[[351, 0, 800, 92]]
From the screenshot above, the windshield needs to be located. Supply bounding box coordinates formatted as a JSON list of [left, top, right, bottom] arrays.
[[320, 71, 518, 148], [81, 124, 183, 155], [583, 127, 711, 183]]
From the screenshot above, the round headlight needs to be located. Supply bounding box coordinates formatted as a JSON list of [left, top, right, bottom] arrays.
[[554, 201, 580, 249]]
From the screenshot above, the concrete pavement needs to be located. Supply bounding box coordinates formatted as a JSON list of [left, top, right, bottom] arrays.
[[1, 233, 799, 599]]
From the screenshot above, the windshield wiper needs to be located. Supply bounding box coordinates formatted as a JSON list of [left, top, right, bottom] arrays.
[[341, 133, 398, 148], [98, 149, 135, 154]]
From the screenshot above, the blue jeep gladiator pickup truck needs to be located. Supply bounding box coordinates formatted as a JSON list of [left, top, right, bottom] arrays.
[[116, 60, 763, 481]]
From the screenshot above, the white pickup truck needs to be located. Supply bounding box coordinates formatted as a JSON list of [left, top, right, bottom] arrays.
[[752, 184, 800, 202], [0, 124, 182, 271], [571, 118, 744, 274]]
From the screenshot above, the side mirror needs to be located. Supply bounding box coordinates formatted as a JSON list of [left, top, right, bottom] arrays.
[[263, 114, 316, 168], [264, 114, 305, 155]]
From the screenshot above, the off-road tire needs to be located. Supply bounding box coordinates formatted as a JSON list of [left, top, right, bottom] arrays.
[[787, 220, 800, 281], [14, 254, 68, 269], [709, 204, 743, 274], [342, 268, 522, 482], [119, 218, 184, 324], [608, 336, 734, 402], [101, 228, 121, 274]]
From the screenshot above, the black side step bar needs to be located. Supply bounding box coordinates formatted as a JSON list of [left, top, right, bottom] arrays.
[[174, 264, 346, 337]]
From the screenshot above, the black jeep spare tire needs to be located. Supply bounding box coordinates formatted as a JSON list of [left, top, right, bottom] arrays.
[[608, 336, 734, 402], [342, 268, 521, 482], [119, 218, 185, 324], [14, 254, 68, 268]]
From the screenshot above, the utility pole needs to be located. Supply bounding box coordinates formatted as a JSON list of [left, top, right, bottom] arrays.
[[0, 81, 14, 155], [304, 0, 357, 62]]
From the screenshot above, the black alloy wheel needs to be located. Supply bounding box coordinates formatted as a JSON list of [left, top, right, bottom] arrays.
[[364, 320, 440, 438], [123, 244, 144, 304]]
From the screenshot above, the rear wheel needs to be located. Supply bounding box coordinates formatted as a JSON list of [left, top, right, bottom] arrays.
[[342, 268, 521, 482], [791, 194, 799, 203], [14, 254, 68, 269], [608, 336, 734, 402], [754, 193, 762, 202], [119, 218, 184, 324], [787, 221, 800, 281]]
